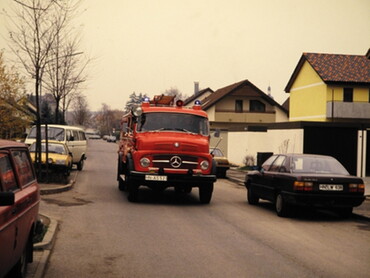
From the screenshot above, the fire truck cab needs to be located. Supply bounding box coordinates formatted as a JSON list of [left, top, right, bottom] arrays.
[[117, 95, 216, 203]]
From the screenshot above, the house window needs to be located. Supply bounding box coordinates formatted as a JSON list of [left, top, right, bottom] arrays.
[[250, 100, 266, 112], [235, 100, 243, 113], [343, 88, 353, 102]]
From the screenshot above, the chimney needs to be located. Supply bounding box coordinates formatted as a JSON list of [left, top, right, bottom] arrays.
[[194, 82, 199, 95]]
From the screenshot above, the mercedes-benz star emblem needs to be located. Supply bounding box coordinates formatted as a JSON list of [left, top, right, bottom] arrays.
[[170, 156, 182, 168]]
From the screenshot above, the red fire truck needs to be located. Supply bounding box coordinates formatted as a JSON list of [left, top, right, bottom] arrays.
[[117, 95, 217, 203]]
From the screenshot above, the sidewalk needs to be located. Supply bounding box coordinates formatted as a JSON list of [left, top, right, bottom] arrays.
[[26, 172, 76, 278], [226, 168, 370, 219]]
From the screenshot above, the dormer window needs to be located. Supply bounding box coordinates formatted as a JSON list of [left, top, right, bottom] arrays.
[[235, 100, 243, 113], [250, 100, 266, 112], [343, 88, 353, 102]]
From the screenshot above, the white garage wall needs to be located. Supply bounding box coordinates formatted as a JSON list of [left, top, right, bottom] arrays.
[[227, 129, 304, 166]]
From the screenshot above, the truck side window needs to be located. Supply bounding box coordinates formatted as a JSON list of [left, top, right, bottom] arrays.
[[0, 154, 18, 192], [11, 150, 35, 188]]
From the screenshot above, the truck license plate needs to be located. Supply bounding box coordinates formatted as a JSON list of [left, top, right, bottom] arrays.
[[319, 184, 343, 191], [145, 175, 167, 181]]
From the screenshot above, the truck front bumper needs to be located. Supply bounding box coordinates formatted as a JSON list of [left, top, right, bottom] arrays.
[[122, 171, 216, 187]]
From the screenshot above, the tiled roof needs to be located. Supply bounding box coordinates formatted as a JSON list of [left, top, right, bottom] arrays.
[[202, 79, 287, 113], [183, 88, 214, 106], [285, 52, 370, 92]]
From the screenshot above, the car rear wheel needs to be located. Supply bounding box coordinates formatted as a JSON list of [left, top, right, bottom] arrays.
[[247, 187, 259, 205], [275, 193, 290, 217], [77, 157, 84, 171]]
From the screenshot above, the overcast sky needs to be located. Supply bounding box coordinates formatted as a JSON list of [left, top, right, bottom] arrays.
[[1, 0, 369, 111]]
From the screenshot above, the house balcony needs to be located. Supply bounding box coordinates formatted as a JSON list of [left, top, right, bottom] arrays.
[[214, 110, 276, 123], [326, 102, 370, 119]]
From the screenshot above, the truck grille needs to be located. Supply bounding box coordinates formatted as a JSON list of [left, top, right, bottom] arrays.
[[152, 155, 198, 169]]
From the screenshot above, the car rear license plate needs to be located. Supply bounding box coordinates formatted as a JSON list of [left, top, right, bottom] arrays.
[[145, 175, 167, 181], [319, 184, 343, 191]]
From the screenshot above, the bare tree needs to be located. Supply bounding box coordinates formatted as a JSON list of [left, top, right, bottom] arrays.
[[42, 0, 89, 124], [72, 93, 90, 126], [5, 0, 70, 175], [163, 87, 188, 103]]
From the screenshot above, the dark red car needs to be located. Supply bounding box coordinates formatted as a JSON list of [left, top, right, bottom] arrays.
[[0, 140, 40, 277], [244, 154, 365, 217]]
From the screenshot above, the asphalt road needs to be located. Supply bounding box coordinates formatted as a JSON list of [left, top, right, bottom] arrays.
[[40, 140, 370, 278]]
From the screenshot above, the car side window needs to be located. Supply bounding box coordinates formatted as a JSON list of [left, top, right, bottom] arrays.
[[0, 153, 18, 192], [11, 150, 35, 188], [73, 130, 79, 141], [79, 131, 86, 141], [261, 155, 278, 171], [269, 155, 286, 172]]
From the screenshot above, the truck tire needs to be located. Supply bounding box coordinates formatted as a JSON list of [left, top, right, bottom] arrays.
[[128, 183, 139, 202], [117, 155, 126, 191], [199, 183, 213, 204]]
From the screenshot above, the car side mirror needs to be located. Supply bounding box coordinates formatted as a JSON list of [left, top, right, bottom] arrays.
[[0, 192, 15, 206]]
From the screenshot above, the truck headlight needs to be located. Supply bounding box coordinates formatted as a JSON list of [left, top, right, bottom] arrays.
[[140, 157, 150, 168], [200, 160, 209, 170]]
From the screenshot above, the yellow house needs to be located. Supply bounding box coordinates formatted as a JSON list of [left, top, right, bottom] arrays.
[[285, 52, 370, 122]]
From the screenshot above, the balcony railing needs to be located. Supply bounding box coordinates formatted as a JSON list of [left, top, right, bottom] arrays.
[[214, 110, 276, 123], [326, 102, 370, 119]]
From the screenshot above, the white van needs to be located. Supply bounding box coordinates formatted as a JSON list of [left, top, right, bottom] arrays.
[[25, 125, 87, 170]]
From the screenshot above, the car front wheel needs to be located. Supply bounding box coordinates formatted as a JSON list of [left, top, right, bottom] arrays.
[[247, 187, 259, 205]]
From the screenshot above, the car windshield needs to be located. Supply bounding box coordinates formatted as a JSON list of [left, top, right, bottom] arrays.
[[291, 156, 349, 175], [28, 127, 65, 141], [137, 112, 209, 136], [30, 143, 67, 155]]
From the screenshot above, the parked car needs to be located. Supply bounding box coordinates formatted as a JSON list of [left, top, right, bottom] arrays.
[[29, 141, 73, 183], [0, 140, 40, 277], [210, 148, 230, 178], [244, 154, 365, 217], [25, 124, 87, 170], [107, 135, 117, 143]]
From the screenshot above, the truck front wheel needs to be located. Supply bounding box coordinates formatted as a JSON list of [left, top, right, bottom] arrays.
[[199, 183, 213, 204], [128, 183, 139, 202]]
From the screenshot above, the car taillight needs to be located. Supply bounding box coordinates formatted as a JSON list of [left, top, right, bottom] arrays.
[[293, 181, 313, 191], [349, 183, 365, 193]]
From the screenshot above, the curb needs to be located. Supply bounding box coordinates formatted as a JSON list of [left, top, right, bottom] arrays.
[[40, 179, 75, 195], [34, 214, 58, 250], [40, 171, 78, 195], [31, 214, 58, 278]]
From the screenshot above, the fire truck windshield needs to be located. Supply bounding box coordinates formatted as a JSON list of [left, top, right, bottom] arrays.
[[137, 112, 209, 136]]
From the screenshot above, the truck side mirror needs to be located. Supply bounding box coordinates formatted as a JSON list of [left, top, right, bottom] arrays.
[[0, 192, 15, 206]]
